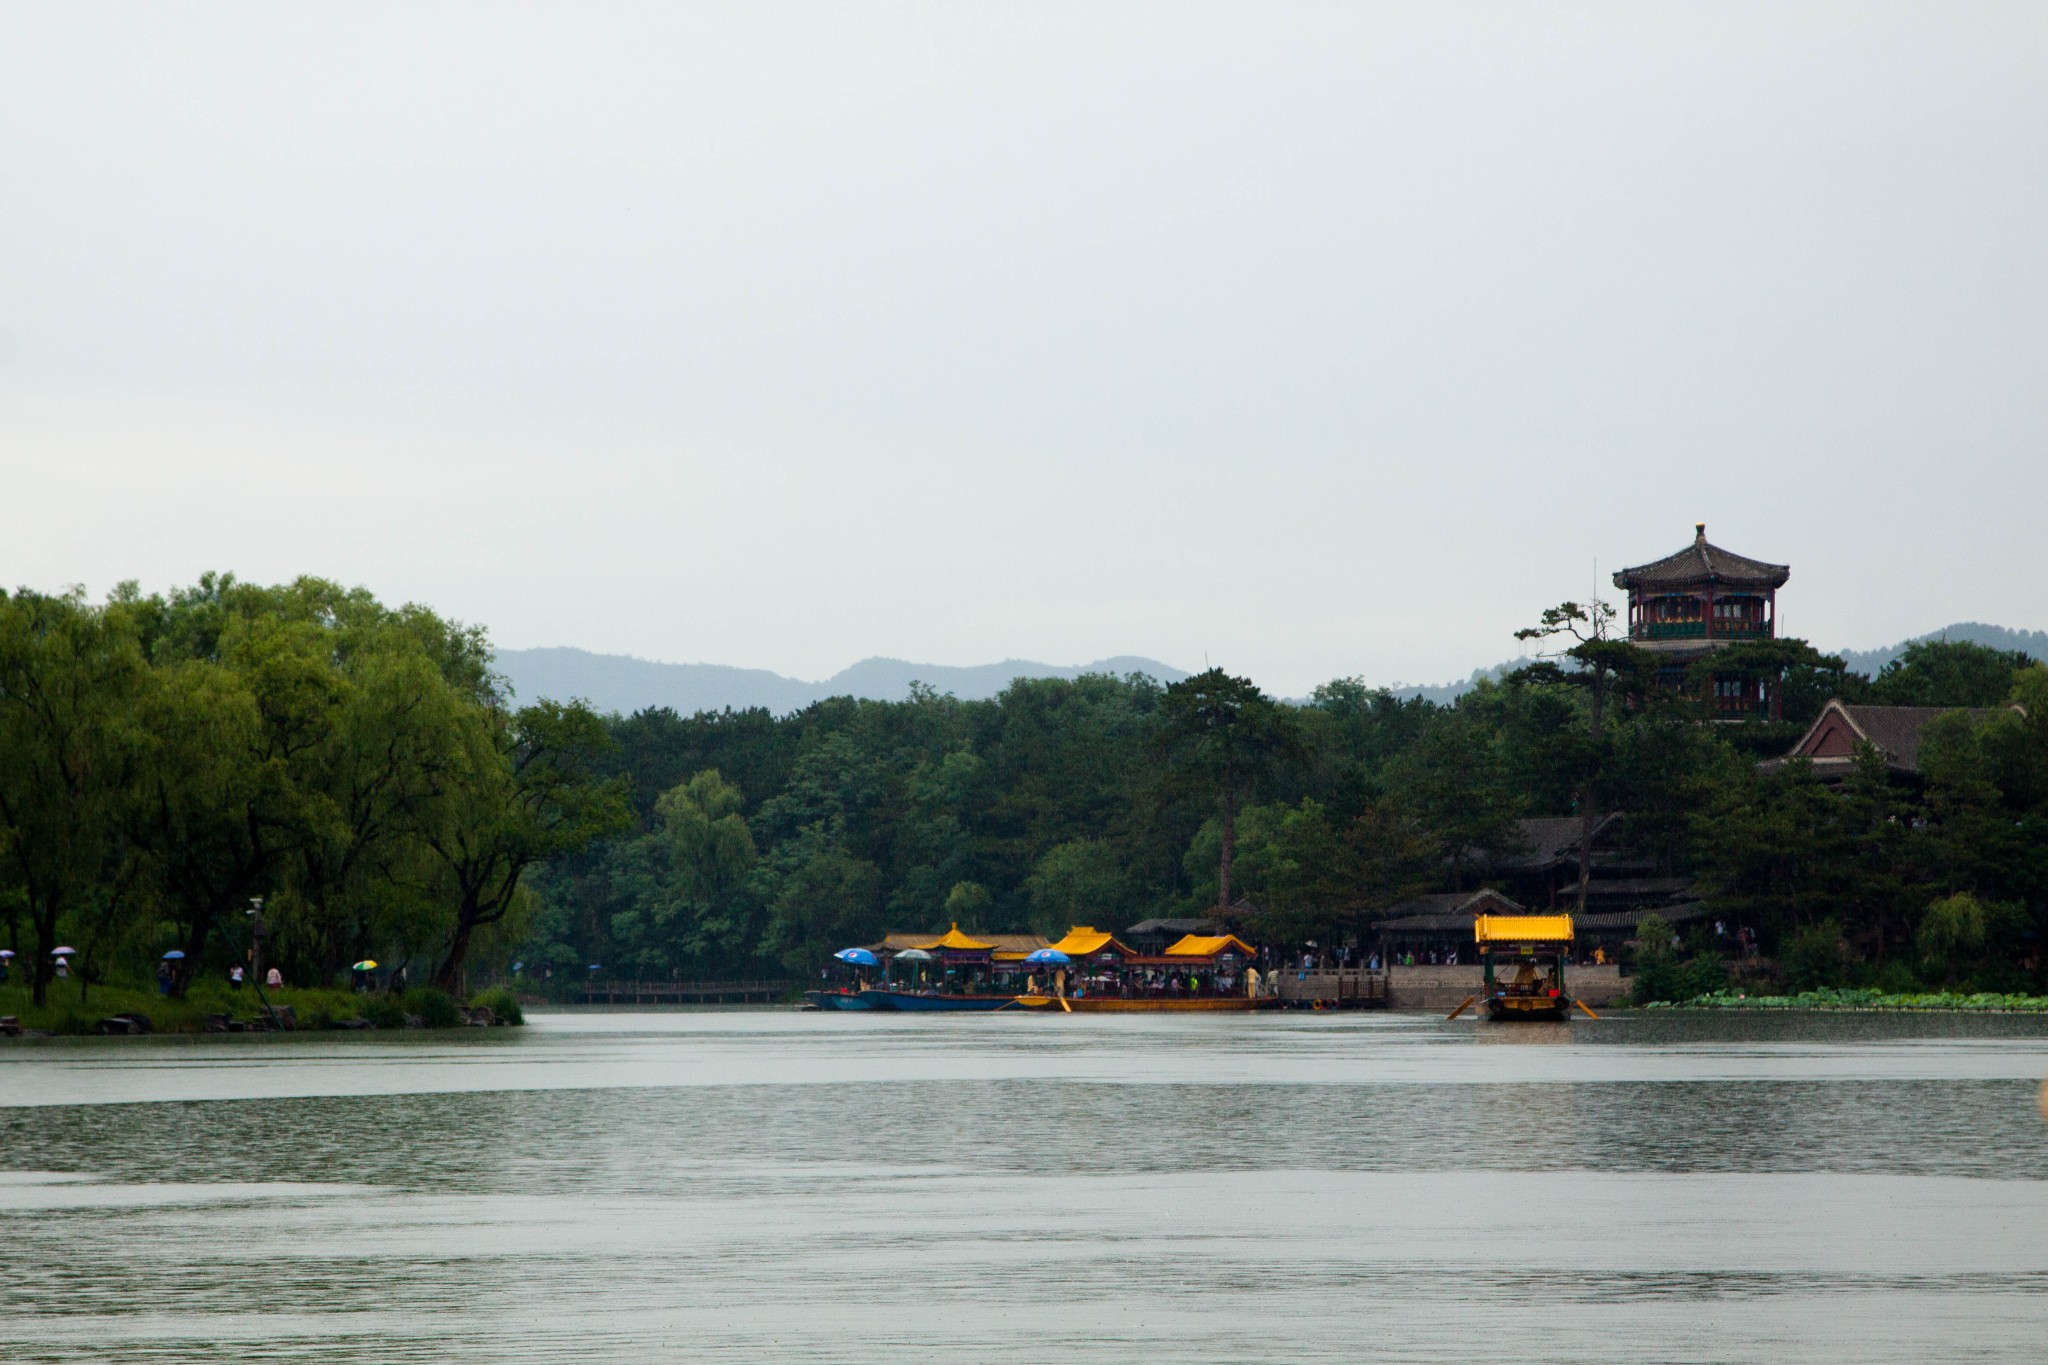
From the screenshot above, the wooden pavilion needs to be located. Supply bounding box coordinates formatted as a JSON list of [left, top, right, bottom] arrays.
[[1613, 522, 1790, 718]]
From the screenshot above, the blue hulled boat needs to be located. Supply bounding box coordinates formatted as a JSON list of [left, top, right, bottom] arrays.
[[802, 989, 878, 1011], [856, 989, 1015, 1012]]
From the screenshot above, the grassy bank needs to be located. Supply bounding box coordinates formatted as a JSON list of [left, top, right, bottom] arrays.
[[0, 979, 524, 1034], [1653, 987, 2048, 1013]]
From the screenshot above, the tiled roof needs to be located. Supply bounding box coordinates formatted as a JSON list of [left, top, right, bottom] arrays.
[[1480, 813, 1623, 871], [1839, 704, 1990, 772], [1613, 524, 1789, 591], [1371, 889, 1525, 932], [1776, 700, 2013, 775], [1125, 916, 1226, 937], [1574, 903, 1710, 930]]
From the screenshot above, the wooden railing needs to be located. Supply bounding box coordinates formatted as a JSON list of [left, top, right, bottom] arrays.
[[579, 979, 791, 1004], [1271, 969, 1389, 1007]]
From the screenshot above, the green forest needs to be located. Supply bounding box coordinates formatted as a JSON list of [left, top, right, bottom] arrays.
[[4, 576, 2045, 1012]]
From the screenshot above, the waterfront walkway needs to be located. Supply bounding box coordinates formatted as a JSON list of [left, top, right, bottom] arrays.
[[1382, 963, 1626, 1009]]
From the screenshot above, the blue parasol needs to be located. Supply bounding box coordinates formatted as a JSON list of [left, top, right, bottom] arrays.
[[1023, 948, 1071, 966], [833, 947, 880, 966], [161, 950, 186, 960]]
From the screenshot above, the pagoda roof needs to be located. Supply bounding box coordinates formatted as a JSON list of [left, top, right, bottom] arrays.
[[1613, 524, 1789, 591], [1047, 927, 1133, 958], [880, 924, 1001, 952]]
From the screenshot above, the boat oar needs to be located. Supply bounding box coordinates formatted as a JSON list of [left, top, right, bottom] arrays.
[[1057, 995, 1071, 1013], [1444, 995, 1477, 1021], [1572, 997, 1600, 1019]]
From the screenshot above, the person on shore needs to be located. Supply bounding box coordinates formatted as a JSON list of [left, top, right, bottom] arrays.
[[54, 956, 70, 980], [157, 960, 172, 995], [229, 963, 245, 989], [265, 967, 283, 990]]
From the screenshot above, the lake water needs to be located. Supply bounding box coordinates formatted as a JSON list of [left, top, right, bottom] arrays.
[[3, 1009, 2046, 1363]]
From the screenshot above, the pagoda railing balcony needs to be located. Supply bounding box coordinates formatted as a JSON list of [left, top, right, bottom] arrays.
[[1714, 619, 1770, 636], [1639, 621, 1707, 640]]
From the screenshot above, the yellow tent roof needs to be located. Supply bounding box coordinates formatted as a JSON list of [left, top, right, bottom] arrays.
[[1474, 914, 1574, 945], [921, 924, 996, 951], [1047, 927, 1131, 957], [1162, 933, 1257, 958]]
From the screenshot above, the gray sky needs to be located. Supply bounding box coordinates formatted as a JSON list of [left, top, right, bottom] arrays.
[[3, 2, 2043, 696]]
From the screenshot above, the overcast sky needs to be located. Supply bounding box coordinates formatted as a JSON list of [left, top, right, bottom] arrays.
[[2, 3, 2043, 695]]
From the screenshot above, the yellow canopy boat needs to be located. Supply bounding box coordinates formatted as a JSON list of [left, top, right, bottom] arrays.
[[1475, 914, 1575, 1020]]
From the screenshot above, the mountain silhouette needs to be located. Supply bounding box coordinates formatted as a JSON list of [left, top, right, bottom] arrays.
[[494, 648, 1190, 716]]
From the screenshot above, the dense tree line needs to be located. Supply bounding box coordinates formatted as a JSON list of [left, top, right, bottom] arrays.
[[526, 625, 2048, 994], [0, 578, 624, 1006], [8, 577, 2042, 1005]]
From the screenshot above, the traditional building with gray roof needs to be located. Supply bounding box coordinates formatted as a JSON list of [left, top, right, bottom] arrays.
[[1766, 699, 2019, 782]]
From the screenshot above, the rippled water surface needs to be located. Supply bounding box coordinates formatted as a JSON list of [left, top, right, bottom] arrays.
[[3, 1009, 2046, 1363]]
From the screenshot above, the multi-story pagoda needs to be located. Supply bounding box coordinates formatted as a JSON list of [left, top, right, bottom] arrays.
[[1612, 523, 1789, 718]]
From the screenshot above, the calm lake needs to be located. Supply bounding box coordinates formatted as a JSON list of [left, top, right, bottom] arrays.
[[3, 1009, 2046, 1363]]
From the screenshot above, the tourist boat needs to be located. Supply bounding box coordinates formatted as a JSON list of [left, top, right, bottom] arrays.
[[855, 925, 1033, 1010], [1010, 932, 1274, 1012], [1475, 913, 1576, 1021]]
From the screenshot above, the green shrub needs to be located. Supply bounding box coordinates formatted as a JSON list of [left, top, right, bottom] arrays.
[[1780, 919, 1849, 991], [1872, 961, 1923, 995], [362, 996, 407, 1029], [467, 986, 525, 1025], [1627, 913, 1679, 1004], [1918, 893, 1986, 985], [1674, 956, 1728, 1000], [1659, 986, 2048, 1012], [400, 987, 461, 1029]]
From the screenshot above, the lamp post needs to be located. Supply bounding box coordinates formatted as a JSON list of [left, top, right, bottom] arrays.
[[247, 896, 280, 1029], [247, 897, 265, 983]]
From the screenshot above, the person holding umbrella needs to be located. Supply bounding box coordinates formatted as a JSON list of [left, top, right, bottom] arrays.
[[892, 947, 934, 993], [0, 949, 13, 985], [832, 947, 878, 995], [1023, 948, 1071, 998]]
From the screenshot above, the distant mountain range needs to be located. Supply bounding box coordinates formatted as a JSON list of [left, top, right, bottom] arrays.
[[497, 622, 2042, 717], [493, 648, 1190, 715], [1381, 621, 2047, 707], [1831, 622, 2047, 678]]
